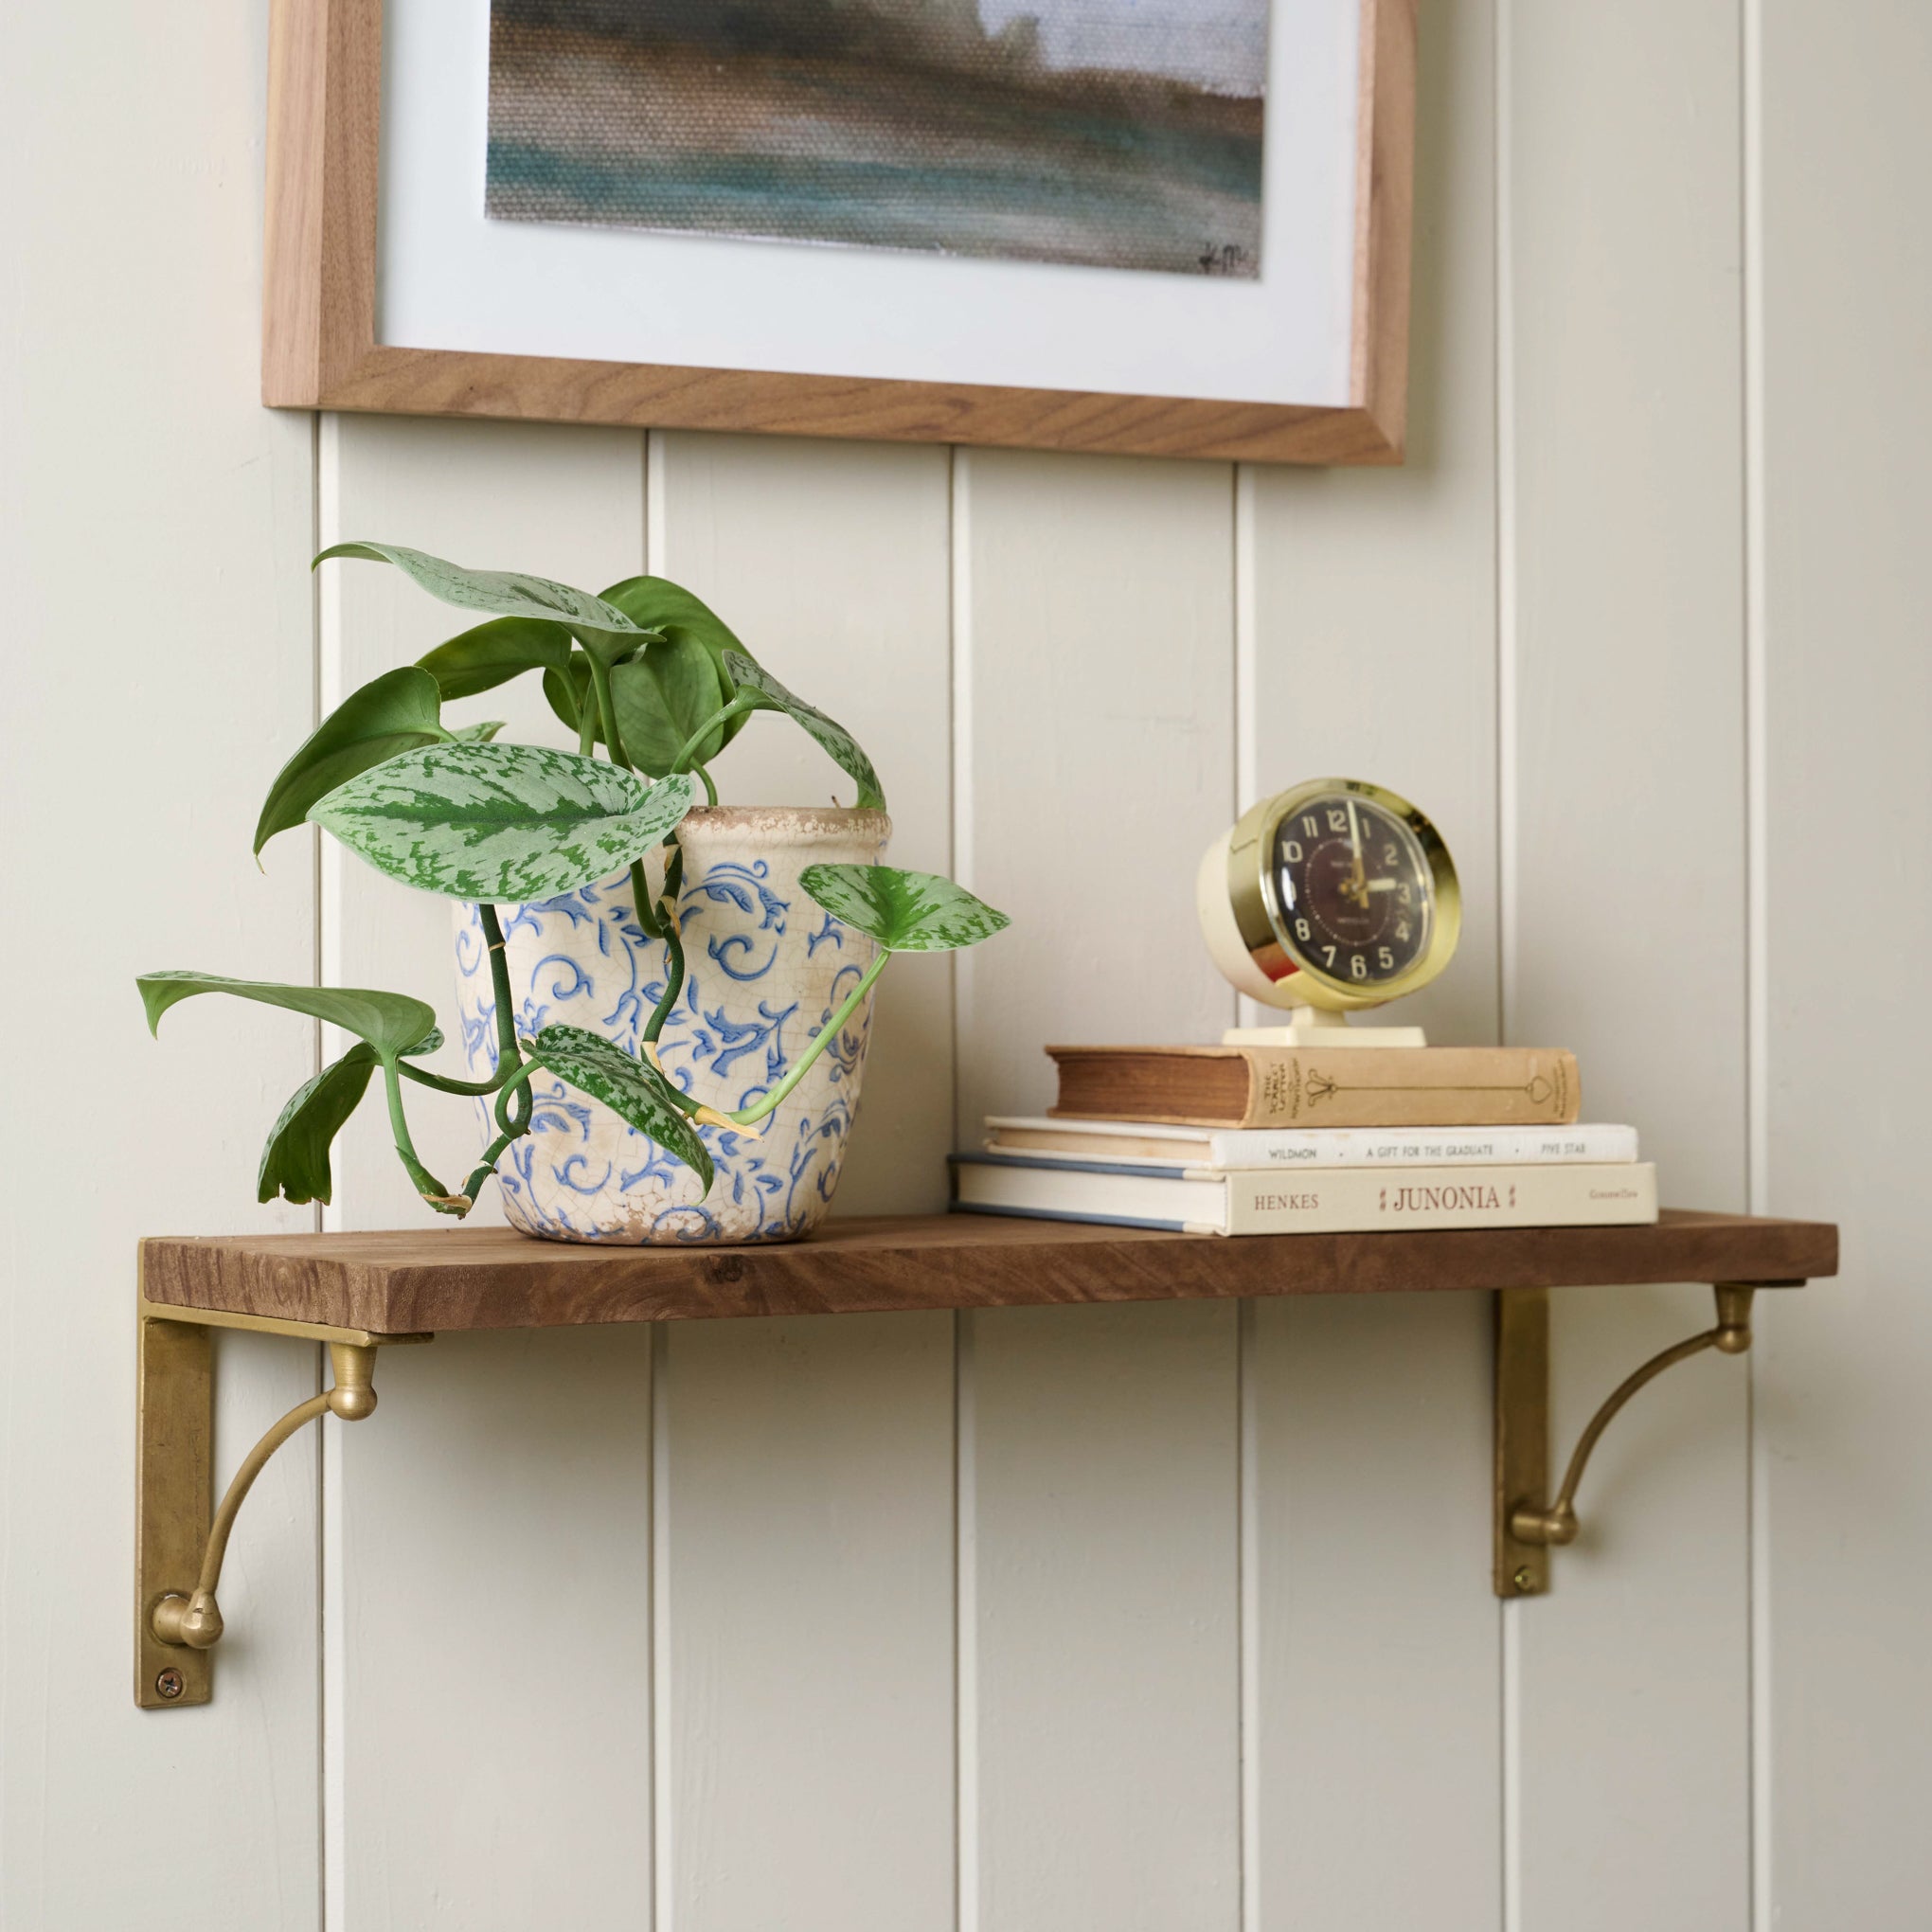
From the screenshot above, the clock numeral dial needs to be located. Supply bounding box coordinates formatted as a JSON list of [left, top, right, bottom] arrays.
[[1270, 792, 1433, 990]]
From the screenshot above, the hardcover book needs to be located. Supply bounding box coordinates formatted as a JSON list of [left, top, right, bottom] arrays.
[[1046, 1044, 1581, 1129], [986, 1117, 1637, 1171], [951, 1154, 1657, 1237]]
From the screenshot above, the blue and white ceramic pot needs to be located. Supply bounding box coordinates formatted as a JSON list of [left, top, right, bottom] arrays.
[[453, 805, 891, 1244]]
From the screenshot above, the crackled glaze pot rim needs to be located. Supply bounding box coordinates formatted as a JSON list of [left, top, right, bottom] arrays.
[[673, 803, 892, 850]]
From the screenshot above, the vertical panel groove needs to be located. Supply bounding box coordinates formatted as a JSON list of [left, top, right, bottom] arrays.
[[652, 1324, 671, 1932], [949, 451, 976, 937], [1237, 1298, 1260, 1932], [307, 402, 327, 1932], [949, 442, 977, 1932], [1741, 0, 1771, 1923], [317, 408, 348, 1932], [646, 429, 667, 572], [1493, 0, 1520, 1058], [956, 1309, 979, 1932], [1232, 468, 1260, 1032], [1494, 2, 1523, 1923]]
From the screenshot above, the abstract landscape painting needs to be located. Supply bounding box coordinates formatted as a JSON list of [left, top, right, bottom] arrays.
[[486, 0, 1269, 277]]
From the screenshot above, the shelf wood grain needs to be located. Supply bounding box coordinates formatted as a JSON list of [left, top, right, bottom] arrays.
[[140, 1209, 1837, 1336]]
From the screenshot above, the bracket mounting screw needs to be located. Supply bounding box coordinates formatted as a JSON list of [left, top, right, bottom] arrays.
[[154, 1668, 185, 1701], [1512, 1567, 1536, 1593]]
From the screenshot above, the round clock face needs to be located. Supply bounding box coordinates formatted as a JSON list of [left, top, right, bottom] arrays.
[[1270, 792, 1433, 990]]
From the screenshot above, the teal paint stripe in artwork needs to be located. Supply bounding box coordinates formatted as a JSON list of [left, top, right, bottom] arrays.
[[486, 136, 1261, 273], [488, 139, 1257, 222]]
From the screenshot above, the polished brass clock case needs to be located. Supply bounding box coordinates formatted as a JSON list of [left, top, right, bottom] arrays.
[[1197, 777, 1461, 1012]]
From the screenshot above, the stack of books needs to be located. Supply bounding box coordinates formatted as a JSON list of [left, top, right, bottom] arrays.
[[950, 1043, 1656, 1236]]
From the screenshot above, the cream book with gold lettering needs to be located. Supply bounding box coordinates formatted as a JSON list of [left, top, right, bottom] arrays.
[[949, 1154, 1656, 1236]]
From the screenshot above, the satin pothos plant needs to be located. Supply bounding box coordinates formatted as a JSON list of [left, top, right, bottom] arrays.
[[138, 544, 1009, 1217]]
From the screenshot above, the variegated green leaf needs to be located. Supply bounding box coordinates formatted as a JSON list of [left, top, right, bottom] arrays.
[[417, 615, 573, 700], [599, 575, 754, 750], [308, 742, 697, 901], [526, 1025, 714, 1191], [136, 972, 438, 1060], [610, 633, 729, 776], [315, 542, 643, 659], [448, 720, 507, 743], [258, 1044, 378, 1206], [721, 650, 885, 810], [800, 865, 1011, 952], [253, 666, 447, 856]]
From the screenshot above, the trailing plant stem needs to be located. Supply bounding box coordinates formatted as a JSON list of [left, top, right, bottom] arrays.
[[477, 902, 532, 1142], [727, 948, 889, 1131], [492, 1051, 543, 1140], [671, 691, 757, 776], [382, 1056, 453, 1206], [642, 843, 688, 1048], [629, 859, 663, 940], [587, 653, 631, 771], [397, 1056, 524, 1100]]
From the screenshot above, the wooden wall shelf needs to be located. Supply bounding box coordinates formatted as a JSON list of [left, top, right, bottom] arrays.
[[134, 1207, 1836, 1709], [141, 1208, 1834, 1335]]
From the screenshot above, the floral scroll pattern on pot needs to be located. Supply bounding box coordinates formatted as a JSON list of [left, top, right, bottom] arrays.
[[453, 808, 889, 1244]]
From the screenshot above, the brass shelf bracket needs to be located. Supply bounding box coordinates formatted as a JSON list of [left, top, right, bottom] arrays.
[[135, 1298, 431, 1708], [1494, 1281, 1782, 1598]]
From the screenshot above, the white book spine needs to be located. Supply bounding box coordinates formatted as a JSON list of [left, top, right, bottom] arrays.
[[1204, 1124, 1637, 1169], [1222, 1164, 1656, 1234], [982, 1119, 1638, 1169]]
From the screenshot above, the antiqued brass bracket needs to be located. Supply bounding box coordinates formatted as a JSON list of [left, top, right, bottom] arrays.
[[1494, 1281, 1790, 1598], [135, 1297, 431, 1708]]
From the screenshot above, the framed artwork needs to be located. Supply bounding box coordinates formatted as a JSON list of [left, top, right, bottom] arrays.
[[265, 0, 1414, 462]]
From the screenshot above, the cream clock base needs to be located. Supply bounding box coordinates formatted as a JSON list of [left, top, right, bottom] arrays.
[[1224, 1011, 1428, 1049]]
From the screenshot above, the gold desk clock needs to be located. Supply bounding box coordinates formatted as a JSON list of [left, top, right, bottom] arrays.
[[1197, 778, 1460, 1047]]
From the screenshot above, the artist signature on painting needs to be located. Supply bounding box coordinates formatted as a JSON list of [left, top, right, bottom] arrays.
[[1197, 242, 1253, 277]]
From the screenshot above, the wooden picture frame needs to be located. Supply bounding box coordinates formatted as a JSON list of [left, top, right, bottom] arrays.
[[264, 0, 1415, 464]]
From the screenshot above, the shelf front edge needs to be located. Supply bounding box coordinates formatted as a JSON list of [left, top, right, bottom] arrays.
[[138, 1211, 1838, 1334]]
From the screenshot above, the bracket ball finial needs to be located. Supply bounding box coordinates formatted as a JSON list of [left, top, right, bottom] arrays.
[[325, 1343, 380, 1420]]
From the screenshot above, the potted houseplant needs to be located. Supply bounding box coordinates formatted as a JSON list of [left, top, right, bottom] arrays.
[[137, 543, 1009, 1244]]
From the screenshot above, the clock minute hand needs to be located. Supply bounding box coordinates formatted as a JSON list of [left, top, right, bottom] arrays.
[[1345, 799, 1369, 907]]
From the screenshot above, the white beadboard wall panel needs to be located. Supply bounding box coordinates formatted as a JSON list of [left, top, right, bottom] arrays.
[[968, 1302, 1241, 1932], [650, 431, 955, 1215], [1243, 7, 1502, 1920], [659, 1313, 957, 1932], [1758, 1, 1932, 1923], [1245, 0, 1498, 1054], [1504, 1, 1751, 1924], [953, 448, 1240, 1134], [319, 418, 654, 1928], [328, 1328, 654, 1932], [317, 413, 648, 1227], [954, 450, 1240, 1928], [647, 436, 959, 1932], [0, 0, 322, 1923], [1250, 1292, 1499, 1932]]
